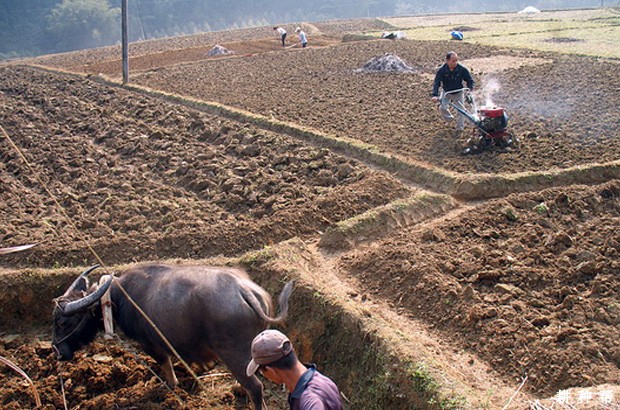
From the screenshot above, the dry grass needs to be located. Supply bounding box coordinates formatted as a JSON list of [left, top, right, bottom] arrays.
[[380, 8, 620, 59]]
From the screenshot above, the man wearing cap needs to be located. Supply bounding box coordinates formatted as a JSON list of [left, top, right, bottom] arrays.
[[246, 329, 343, 410]]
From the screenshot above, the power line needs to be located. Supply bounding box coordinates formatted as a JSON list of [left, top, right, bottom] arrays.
[[134, 0, 148, 40]]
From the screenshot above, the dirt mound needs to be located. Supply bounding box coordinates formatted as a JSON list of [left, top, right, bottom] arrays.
[[206, 44, 234, 56], [0, 334, 287, 409], [312, 18, 395, 34], [355, 53, 415, 73], [341, 33, 376, 42], [296, 23, 321, 35], [452, 25, 479, 32]]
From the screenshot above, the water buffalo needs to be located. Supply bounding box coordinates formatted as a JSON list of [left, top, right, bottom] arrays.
[[52, 263, 294, 409]]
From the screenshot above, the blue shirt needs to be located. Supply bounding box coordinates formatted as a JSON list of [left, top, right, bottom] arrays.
[[288, 365, 343, 410]]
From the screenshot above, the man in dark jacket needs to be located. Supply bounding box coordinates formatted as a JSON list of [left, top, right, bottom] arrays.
[[431, 51, 474, 134], [246, 329, 343, 410]]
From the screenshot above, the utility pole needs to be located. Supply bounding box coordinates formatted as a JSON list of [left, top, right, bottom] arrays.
[[122, 0, 128, 84]]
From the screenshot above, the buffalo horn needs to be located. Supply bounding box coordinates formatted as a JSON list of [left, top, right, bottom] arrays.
[[61, 274, 113, 315], [62, 264, 101, 297], [0, 243, 37, 255]]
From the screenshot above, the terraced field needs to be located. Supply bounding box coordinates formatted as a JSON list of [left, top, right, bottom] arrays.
[[2, 9, 619, 410]]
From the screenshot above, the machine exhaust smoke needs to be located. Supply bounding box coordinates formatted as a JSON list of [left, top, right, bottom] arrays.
[[480, 76, 501, 107]]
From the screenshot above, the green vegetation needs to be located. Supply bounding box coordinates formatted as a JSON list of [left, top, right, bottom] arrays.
[[503, 206, 519, 221], [1, 0, 389, 59], [533, 201, 549, 214], [46, 0, 120, 52], [238, 246, 275, 268], [1, 0, 121, 58]]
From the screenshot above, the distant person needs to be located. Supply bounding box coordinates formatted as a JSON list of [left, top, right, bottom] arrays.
[[274, 26, 287, 47], [246, 329, 343, 410], [295, 27, 308, 48], [431, 51, 475, 135], [381, 31, 397, 40], [450, 31, 464, 40]]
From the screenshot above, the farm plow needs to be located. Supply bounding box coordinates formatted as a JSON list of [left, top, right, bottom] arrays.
[[440, 88, 519, 154]]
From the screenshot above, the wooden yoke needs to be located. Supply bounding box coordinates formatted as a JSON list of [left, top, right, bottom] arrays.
[[99, 276, 114, 339]]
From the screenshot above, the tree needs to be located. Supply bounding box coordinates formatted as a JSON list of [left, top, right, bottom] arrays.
[[46, 0, 121, 53], [0, 0, 59, 58]]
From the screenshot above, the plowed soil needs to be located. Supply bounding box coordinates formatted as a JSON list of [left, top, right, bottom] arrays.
[[0, 62, 411, 408], [1, 334, 288, 409], [0, 65, 409, 268], [126, 39, 620, 175], [2, 14, 619, 410], [338, 180, 620, 397]]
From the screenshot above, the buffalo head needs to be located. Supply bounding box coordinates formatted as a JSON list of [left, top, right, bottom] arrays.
[[52, 265, 113, 360]]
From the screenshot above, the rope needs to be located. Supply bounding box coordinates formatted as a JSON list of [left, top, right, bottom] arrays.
[[112, 275, 204, 390], [1, 123, 205, 394], [58, 371, 68, 410], [116, 336, 185, 405], [0, 123, 105, 268]]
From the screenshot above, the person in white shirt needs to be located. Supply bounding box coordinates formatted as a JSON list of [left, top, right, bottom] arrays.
[[295, 27, 308, 48], [274, 26, 287, 47]]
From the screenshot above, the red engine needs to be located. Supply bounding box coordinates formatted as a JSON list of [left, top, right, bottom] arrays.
[[478, 106, 508, 135]]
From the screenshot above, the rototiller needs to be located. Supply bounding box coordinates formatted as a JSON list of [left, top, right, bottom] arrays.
[[440, 88, 518, 154]]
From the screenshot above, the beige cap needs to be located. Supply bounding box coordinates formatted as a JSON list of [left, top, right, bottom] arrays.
[[246, 329, 293, 376]]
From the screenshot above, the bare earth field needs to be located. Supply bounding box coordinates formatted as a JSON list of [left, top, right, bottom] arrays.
[[0, 65, 409, 268], [128, 39, 620, 175], [1, 11, 619, 410]]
